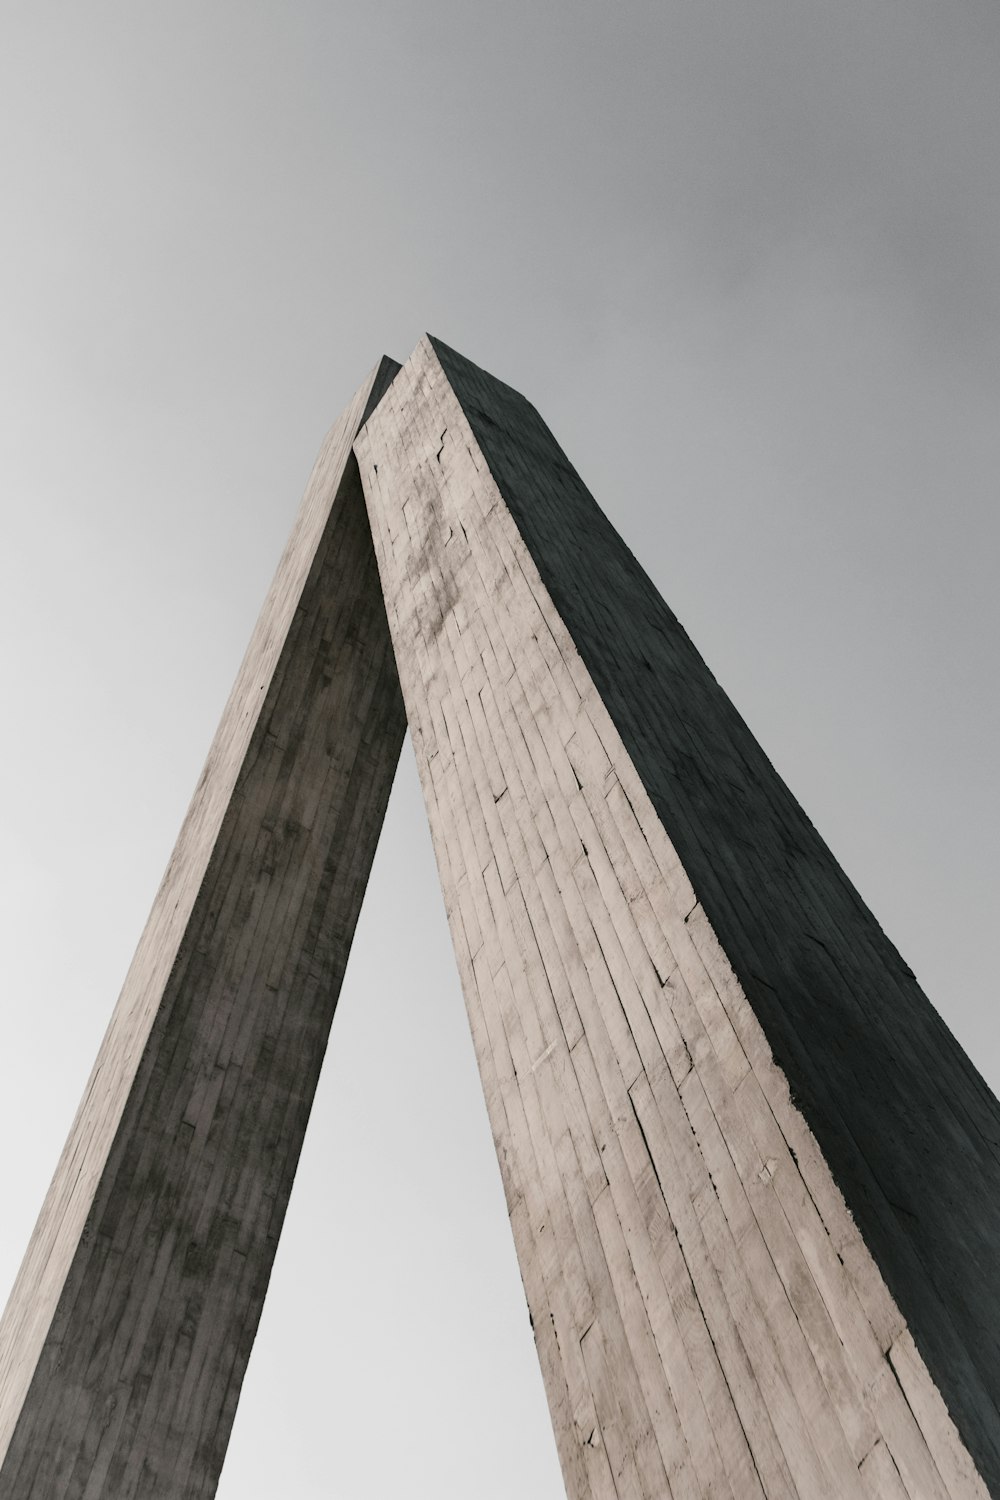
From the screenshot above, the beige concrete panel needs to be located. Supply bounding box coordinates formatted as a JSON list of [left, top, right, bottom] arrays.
[[356, 335, 989, 1500]]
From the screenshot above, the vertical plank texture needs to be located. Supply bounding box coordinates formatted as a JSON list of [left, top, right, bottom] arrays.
[[0, 357, 405, 1498], [3, 332, 997, 1500], [356, 335, 994, 1500]]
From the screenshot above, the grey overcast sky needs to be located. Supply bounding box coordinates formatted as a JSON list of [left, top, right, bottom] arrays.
[[1, 3, 998, 1496]]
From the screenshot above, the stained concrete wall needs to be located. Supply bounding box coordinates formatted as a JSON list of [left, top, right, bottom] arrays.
[[0, 357, 405, 1498], [2, 334, 997, 1499], [356, 336, 995, 1500]]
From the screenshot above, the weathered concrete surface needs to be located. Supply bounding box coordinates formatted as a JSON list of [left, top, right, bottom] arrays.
[[356, 336, 995, 1499], [0, 357, 404, 1497], [4, 333, 997, 1500]]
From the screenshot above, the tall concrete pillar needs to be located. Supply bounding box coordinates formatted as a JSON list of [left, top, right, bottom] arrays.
[[2, 335, 998, 1499], [355, 336, 999, 1500], [0, 357, 405, 1497]]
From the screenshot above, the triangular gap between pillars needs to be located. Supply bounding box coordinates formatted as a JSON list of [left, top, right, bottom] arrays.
[[215, 735, 565, 1500]]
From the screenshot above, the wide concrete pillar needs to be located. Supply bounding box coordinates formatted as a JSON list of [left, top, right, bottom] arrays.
[[0, 357, 405, 1497], [355, 336, 998, 1500]]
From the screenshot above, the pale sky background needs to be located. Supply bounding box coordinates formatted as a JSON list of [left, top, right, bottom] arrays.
[[0, 3, 998, 1496]]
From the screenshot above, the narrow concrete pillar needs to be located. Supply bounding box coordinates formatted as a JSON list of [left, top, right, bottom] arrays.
[[0, 357, 405, 1497], [355, 336, 997, 1500]]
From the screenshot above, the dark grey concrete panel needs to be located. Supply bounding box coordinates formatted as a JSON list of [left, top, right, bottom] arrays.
[[426, 335, 1000, 1494], [0, 358, 404, 1498]]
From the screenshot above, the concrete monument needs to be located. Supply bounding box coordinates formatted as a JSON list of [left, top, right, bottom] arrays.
[[0, 338, 997, 1498]]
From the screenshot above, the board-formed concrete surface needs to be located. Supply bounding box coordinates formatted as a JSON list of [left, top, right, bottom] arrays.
[[0, 357, 405, 1497], [2, 335, 998, 1498], [356, 336, 997, 1500]]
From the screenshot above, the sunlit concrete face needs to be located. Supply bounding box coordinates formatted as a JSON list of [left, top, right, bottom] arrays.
[[356, 336, 998, 1500], [0, 336, 997, 1499]]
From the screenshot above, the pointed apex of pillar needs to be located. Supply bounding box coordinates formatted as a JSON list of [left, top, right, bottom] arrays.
[[359, 354, 403, 426]]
